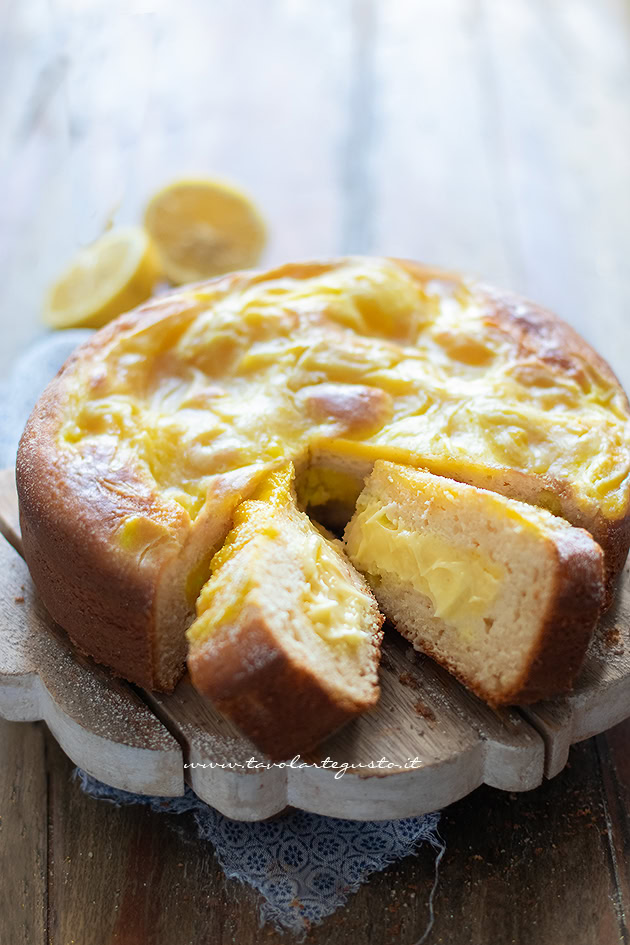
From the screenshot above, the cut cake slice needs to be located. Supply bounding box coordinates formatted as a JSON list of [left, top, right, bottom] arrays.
[[344, 461, 605, 705], [187, 463, 383, 759]]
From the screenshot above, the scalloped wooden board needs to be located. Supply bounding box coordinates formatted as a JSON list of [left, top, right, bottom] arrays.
[[0, 469, 628, 820], [0, 533, 183, 797]]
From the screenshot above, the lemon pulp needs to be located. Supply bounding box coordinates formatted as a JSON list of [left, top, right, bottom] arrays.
[[44, 226, 160, 330], [144, 178, 266, 284]]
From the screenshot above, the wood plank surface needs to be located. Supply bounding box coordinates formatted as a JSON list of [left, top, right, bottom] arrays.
[[370, 0, 630, 393], [428, 738, 628, 945], [0, 718, 47, 945], [479, 0, 630, 391], [596, 717, 630, 938], [40, 719, 630, 945], [0, 0, 355, 376], [369, 0, 515, 284], [44, 731, 229, 945]]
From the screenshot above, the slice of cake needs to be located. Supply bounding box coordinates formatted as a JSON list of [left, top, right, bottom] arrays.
[[344, 461, 605, 705], [187, 463, 383, 759]]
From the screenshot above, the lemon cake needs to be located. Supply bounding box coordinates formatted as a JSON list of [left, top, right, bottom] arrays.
[[187, 464, 383, 759], [16, 258, 630, 722], [344, 462, 605, 705]]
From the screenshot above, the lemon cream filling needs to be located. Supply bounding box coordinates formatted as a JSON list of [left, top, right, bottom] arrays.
[[345, 502, 504, 637], [57, 258, 630, 524], [295, 466, 364, 513], [299, 530, 373, 644], [188, 466, 372, 647]]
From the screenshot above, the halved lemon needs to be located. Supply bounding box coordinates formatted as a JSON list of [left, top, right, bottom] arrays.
[[143, 178, 267, 284], [44, 226, 160, 330]]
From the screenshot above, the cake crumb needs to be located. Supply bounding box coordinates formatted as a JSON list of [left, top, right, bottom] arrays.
[[413, 699, 436, 721], [398, 671, 420, 690], [603, 625, 622, 649], [14, 596, 24, 604]]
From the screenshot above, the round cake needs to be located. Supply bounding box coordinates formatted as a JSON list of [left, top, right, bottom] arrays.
[[16, 257, 630, 697]]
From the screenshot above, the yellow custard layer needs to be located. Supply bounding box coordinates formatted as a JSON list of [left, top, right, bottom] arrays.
[[345, 501, 503, 637], [188, 465, 374, 646], [58, 258, 630, 522]]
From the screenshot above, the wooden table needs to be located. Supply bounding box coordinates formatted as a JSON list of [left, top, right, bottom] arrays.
[[1, 1, 629, 942]]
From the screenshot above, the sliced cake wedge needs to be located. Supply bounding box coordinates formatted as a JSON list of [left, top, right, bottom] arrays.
[[344, 461, 605, 705], [187, 463, 384, 760]]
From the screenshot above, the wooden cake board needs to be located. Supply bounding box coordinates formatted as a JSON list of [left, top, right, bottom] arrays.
[[0, 467, 628, 822]]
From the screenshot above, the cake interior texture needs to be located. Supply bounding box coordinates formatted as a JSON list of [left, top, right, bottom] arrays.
[[186, 463, 383, 758], [344, 462, 605, 704]]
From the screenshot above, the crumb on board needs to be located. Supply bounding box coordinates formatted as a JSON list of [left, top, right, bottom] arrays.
[[398, 671, 420, 690], [413, 699, 436, 721], [603, 625, 622, 649], [14, 596, 24, 604]]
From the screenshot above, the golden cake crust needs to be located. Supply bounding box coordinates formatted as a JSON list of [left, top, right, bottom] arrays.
[[502, 525, 605, 704], [376, 516, 605, 706], [16, 259, 630, 694], [189, 610, 381, 761], [400, 260, 630, 597]]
